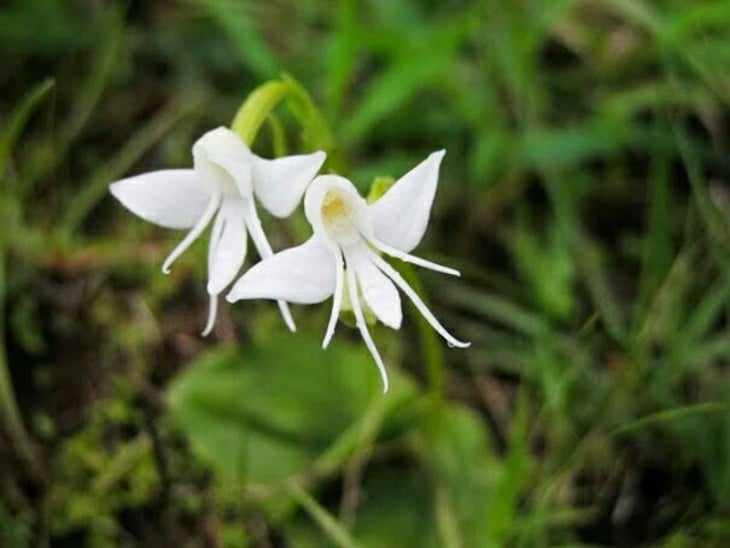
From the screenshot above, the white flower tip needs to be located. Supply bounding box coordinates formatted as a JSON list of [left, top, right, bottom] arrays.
[[207, 281, 225, 297], [381, 376, 389, 394], [430, 149, 446, 162], [313, 150, 327, 164], [224, 290, 239, 303], [161, 264, 171, 275], [448, 340, 471, 349], [201, 295, 218, 337], [109, 181, 121, 197]]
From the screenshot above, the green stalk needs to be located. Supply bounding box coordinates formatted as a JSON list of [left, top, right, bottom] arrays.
[[287, 484, 361, 548], [0, 246, 39, 478], [397, 263, 445, 397]]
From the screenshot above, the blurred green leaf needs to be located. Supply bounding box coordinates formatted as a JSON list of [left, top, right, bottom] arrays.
[[0, 78, 53, 179], [196, 0, 279, 78], [168, 333, 413, 487]]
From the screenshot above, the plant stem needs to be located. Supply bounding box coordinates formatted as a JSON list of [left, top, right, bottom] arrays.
[[0, 251, 40, 478], [397, 263, 445, 397]]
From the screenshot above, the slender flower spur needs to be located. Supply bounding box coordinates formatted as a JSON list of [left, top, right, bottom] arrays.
[[110, 126, 326, 335], [227, 150, 470, 391]]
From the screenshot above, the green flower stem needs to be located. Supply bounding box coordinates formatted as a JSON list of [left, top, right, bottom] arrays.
[[230, 79, 290, 146], [230, 75, 341, 169], [287, 484, 361, 548], [0, 250, 40, 478], [397, 263, 445, 397]]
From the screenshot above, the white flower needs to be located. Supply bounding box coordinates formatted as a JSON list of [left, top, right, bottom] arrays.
[[110, 126, 326, 335], [226, 151, 470, 391]]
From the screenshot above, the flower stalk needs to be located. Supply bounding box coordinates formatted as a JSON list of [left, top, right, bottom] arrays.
[[0, 248, 40, 478]]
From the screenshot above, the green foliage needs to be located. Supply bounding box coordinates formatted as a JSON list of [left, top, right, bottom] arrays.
[[168, 333, 417, 487]]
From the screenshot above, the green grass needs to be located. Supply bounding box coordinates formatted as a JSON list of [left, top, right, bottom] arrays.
[[1, 0, 729, 546]]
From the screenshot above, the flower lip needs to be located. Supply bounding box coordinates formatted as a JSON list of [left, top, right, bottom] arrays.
[[304, 175, 373, 248]]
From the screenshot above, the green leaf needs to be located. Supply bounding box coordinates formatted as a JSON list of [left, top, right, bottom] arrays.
[[0, 78, 54, 178], [167, 333, 413, 487], [413, 400, 497, 546]]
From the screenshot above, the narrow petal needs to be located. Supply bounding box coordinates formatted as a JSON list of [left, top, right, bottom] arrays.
[[240, 200, 297, 331], [346, 246, 402, 330], [369, 150, 445, 252], [227, 235, 336, 305], [346, 265, 389, 393], [201, 295, 218, 337], [161, 189, 221, 274], [252, 151, 326, 218], [110, 169, 210, 229], [207, 198, 248, 295], [322, 249, 345, 349], [369, 237, 460, 277], [369, 251, 470, 349]]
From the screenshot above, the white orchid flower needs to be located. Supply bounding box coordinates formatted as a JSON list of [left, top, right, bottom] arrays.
[[110, 126, 326, 335], [227, 151, 470, 391]]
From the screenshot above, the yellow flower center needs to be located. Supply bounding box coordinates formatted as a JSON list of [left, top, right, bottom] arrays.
[[320, 189, 361, 244], [322, 190, 349, 223]]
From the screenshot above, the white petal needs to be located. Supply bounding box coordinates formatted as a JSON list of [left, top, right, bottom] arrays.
[[161, 189, 221, 274], [109, 169, 210, 229], [369, 237, 460, 277], [201, 295, 218, 337], [369, 250, 470, 349], [193, 127, 254, 198], [252, 151, 326, 218], [369, 150, 445, 252], [226, 235, 336, 304], [322, 250, 345, 349], [346, 246, 402, 329], [346, 265, 389, 393], [207, 198, 248, 295], [241, 199, 297, 331]]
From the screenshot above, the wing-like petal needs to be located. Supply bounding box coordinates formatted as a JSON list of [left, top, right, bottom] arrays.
[[252, 151, 326, 218], [369, 150, 445, 252], [346, 246, 402, 329], [207, 197, 248, 295], [109, 169, 209, 229], [226, 235, 336, 304]]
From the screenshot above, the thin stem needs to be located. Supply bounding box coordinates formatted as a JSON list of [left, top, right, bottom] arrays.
[[0, 249, 40, 477]]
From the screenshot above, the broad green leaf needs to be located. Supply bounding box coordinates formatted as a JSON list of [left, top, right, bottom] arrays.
[[413, 400, 497, 546], [168, 333, 414, 487]]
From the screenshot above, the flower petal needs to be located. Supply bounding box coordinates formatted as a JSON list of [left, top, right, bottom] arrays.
[[193, 127, 254, 198], [369, 249, 470, 349], [241, 199, 297, 332], [346, 246, 402, 330], [252, 151, 326, 218], [346, 265, 389, 393], [109, 169, 210, 229], [322, 250, 344, 349], [201, 295, 218, 337], [369, 150, 445, 252], [207, 197, 248, 296], [226, 235, 336, 304]]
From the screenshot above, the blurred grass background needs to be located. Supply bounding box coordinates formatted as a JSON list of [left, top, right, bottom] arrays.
[[1, 0, 729, 546]]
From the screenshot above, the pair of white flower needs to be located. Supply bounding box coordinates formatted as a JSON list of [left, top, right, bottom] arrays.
[[110, 127, 468, 391]]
